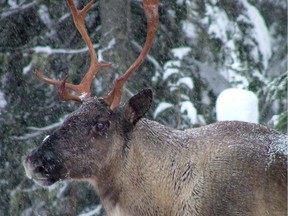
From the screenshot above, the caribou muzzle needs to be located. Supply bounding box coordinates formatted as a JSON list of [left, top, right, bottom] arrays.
[[24, 147, 63, 187]]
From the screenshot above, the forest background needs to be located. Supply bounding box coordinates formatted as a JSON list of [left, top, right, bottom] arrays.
[[0, 0, 287, 215]]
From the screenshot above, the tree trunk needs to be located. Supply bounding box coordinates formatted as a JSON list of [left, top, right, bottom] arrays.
[[99, 0, 135, 99]]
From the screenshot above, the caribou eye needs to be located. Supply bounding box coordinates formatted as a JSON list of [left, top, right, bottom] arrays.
[[96, 121, 110, 132], [96, 122, 104, 130]]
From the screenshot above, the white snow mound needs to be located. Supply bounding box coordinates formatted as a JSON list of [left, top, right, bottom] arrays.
[[216, 88, 259, 123]]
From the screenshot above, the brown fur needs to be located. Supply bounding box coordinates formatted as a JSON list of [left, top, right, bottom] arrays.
[[24, 90, 287, 216]]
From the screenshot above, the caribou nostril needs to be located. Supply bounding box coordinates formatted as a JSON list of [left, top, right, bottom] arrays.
[[34, 166, 47, 175]]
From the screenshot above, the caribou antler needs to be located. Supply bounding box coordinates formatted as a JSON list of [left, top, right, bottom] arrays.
[[35, 0, 112, 102], [35, 0, 158, 109]]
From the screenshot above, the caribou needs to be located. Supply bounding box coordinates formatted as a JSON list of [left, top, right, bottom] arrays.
[[24, 0, 287, 215]]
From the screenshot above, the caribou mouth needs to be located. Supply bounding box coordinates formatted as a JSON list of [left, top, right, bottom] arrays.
[[31, 176, 56, 187]]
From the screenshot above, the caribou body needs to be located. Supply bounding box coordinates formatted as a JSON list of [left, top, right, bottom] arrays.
[[24, 89, 287, 216]]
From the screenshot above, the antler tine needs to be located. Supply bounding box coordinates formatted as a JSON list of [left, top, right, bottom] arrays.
[[35, 0, 112, 102], [103, 0, 159, 110]]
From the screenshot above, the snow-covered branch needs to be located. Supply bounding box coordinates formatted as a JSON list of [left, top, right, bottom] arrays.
[[131, 40, 162, 72], [12, 118, 64, 140], [32, 44, 100, 55], [27, 120, 64, 132]]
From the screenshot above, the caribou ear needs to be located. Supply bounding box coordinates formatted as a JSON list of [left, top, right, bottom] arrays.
[[123, 89, 153, 125]]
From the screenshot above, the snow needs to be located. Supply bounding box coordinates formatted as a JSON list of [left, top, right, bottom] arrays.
[[153, 102, 173, 119], [171, 47, 191, 60], [23, 61, 33, 74], [38, 5, 53, 29], [163, 67, 179, 80], [176, 0, 184, 5], [180, 101, 198, 125], [8, 0, 17, 8], [238, 0, 272, 69], [97, 39, 116, 62], [273, 137, 288, 156], [203, 4, 246, 88], [182, 20, 197, 41], [163, 60, 181, 80], [177, 77, 194, 90], [34, 46, 53, 54], [79, 92, 88, 101], [167, 9, 176, 18], [33, 44, 100, 55], [266, 135, 288, 170], [208, 0, 272, 70], [206, 5, 230, 42], [43, 135, 50, 142], [216, 88, 259, 123], [0, 91, 7, 110], [202, 0, 271, 87], [269, 115, 280, 127]]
